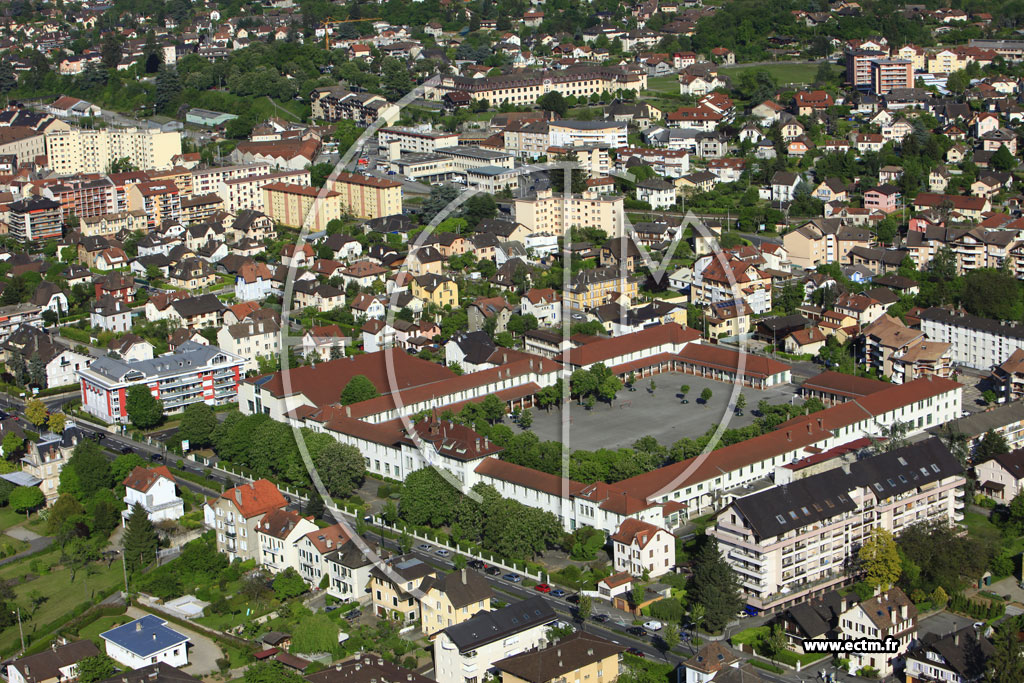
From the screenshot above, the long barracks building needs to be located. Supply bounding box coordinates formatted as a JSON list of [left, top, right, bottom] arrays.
[[429, 66, 648, 107], [239, 324, 963, 538]]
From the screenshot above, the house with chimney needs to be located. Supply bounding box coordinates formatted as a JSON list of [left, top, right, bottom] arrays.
[[257, 508, 318, 575], [6, 640, 100, 683], [609, 518, 675, 578], [420, 569, 494, 638], [100, 615, 190, 670], [122, 466, 184, 524], [837, 588, 917, 677], [203, 479, 289, 562]]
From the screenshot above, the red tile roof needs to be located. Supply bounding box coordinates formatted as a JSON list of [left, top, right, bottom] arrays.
[[221, 479, 288, 518], [122, 465, 174, 492], [567, 323, 699, 367], [674, 344, 791, 380], [609, 518, 665, 548], [474, 458, 585, 498]]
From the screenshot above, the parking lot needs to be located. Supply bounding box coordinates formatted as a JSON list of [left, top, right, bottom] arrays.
[[527, 372, 800, 451]]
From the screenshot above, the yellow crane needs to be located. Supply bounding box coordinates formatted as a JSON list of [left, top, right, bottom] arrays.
[[322, 17, 384, 48]]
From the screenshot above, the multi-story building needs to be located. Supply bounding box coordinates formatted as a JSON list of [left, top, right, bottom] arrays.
[[870, 58, 913, 95], [709, 438, 964, 614], [330, 172, 403, 219], [919, 307, 1024, 370], [431, 66, 647, 107], [216, 318, 281, 374], [45, 127, 182, 174], [262, 182, 343, 231], [494, 632, 624, 683], [126, 181, 181, 230], [78, 341, 244, 423], [324, 542, 375, 602], [219, 170, 310, 214], [845, 49, 887, 89], [369, 554, 437, 622], [420, 569, 493, 638], [7, 196, 62, 242], [435, 146, 515, 171], [838, 588, 917, 677], [295, 523, 351, 588], [378, 127, 460, 155], [122, 465, 184, 524], [180, 194, 223, 224], [514, 189, 624, 237], [256, 508, 318, 574], [433, 597, 558, 683], [38, 177, 116, 220], [904, 625, 994, 683], [547, 120, 627, 149], [782, 219, 872, 270], [79, 210, 148, 237], [203, 479, 289, 562], [311, 87, 399, 126], [609, 518, 675, 578], [564, 266, 640, 310], [20, 427, 80, 505], [0, 303, 42, 344], [191, 163, 273, 196]]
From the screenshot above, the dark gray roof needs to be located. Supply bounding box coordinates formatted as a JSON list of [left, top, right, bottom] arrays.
[[450, 331, 496, 364], [10, 640, 100, 681], [906, 626, 994, 679], [420, 569, 493, 609], [442, 596, 555, 651], [98, 662, 199, 682], [927, 400, 1024, 440], [920, 307, 1024, 341], [86, 341, 235, 382], [732, 438, 962, 540], [169, 294, 225, 318]]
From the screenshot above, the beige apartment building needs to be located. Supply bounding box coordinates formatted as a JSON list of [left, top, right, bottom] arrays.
[[79, 210, 148, 237], [369, 554, 437, 622], [46, 127, 182, 174], [514, 189, 623, 236], [219, 169, 310, 213], [330, 172, 403, 219], [782, 219, 872, 270], [709, 438, 964, 614], [216, 318, 282, 374], [431, 66, 647, 107], [203, 479, 289, 562], [262, 182, 343, 231], [420, 569, 493, 638]]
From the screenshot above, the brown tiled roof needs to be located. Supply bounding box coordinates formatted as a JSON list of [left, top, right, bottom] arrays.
[[474, 458, 585, 498], [609, 518, 665, 548], [494, 631, 624, 683], [333, 171, 402, 189], [122, 465, 175, 493], [567, 322, 699, 367], [220, 479, 287, 518]]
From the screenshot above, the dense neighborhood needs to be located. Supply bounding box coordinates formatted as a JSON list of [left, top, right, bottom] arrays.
[[6, 0, 1024, 682]]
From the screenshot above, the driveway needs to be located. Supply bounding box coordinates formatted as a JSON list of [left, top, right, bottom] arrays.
[[126, 606, 223, 676]]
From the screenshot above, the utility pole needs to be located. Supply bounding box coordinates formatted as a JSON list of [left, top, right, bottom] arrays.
[[16, 607, 24, 654], [121, 548, 129, 597]]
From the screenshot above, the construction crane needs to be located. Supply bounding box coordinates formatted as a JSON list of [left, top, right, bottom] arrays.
[[322, 17, 384, 48]]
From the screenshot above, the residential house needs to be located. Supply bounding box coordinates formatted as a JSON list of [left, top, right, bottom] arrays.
[[420, 569, 494, 638], [203, 479, 289, 562], [609, 518, 674, 578], [122, 466, 184, 524]]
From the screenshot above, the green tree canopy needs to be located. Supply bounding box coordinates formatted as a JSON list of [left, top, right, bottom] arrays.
[[178, 402, 217, 448], [125, 385, 164, 429], [123, 502, 158, 573], [340, 375, 380, 405]]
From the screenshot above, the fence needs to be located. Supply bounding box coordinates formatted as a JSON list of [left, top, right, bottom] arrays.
[[211, 464, 309, 502], [356, 512, 546, 582]]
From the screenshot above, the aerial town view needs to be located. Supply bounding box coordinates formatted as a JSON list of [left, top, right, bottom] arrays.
[[6, 0, 1024, 682]]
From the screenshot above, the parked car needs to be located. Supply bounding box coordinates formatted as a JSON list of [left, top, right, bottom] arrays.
[[592, 614, 609, 623], [468, 560, 488, 570], [503, 573, 522, 583], [435, 549, 450, 558], [485, 566, 502, 576], [417, 544, 433, 552], [344, 609, 361, 621], [550, 588, 567, 598], [627, 626, 647, 637], [625, 647, 646, 658], [534, 583, 551, 593], [643, 620, 663, 631], [149, 453, 164, 462]]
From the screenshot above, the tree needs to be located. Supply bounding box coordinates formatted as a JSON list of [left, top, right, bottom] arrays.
[[577, 594, 592, 621], [0, 61, 16, 94], [400, 468, 459, 527], [480, 394, 506, 424], [123, 502, 158, 572], [24, 398, 48, 428], [766, 623, 788, 665], [690, 538, 742, 633], [28, 353, 45, 388], [154, 65, 181, 114], [60, 439, 112, 501], [700, 388, 712, 405], [340, 375, 380, 405], [8, 353, 25, 386], [64, 536, 100, 581], [679, 384, 690, 401], [962, 269, 1022, 321], [631, 582, 646, 607], [312, 442, 366, 498], [47, 412, 66, 435], [178, 402, 217, 448], [46, 493, 87, 537], [649, 379, 656, 394], [689, 603, 705, 634], [76, 655, 118, 683], [518, 409, 532, 429], [976, 430, 1010, 463], [244, 661, 307, 683], [125, 385, 164, 429], [291, 612, 338, 653], [537, 91, 568, 117], [111, 452, 145, 483], [10, 486, 44, 517], [945, 69, 970, 94], [660, 623, 680, 656], [987, 623, 1024, 683], [859, 528, 901, 591], [991, 145, 1018, 172], [735, 393, 747, 415], [273, 567, 308, 600]]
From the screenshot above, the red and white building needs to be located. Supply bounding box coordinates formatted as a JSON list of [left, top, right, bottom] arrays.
[[610, 518, 675, 578], [78, 341, 244, 424]]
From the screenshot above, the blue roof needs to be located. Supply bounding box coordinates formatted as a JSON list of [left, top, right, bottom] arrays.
[[101, 615, 189, 657]]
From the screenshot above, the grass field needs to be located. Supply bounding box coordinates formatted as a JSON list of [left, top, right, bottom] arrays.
[[0, 548, 123, 654], [720, 62, 844, 85]]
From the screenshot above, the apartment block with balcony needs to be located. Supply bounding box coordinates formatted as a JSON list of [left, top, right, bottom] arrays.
[[919, 307, 1024, 370], [514, 189, 624, 237], [870, 58, 913, 95], [203, 479, 289, 562], [45, 127, 182, 175], [256, 508, 318, 574], [78, 341, 244, 424], [708, 438, 964, 614], [8, 196, 62, 243]]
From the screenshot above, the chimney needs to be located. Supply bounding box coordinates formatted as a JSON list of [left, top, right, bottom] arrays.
[[462, 568, 467, 584], [954, 633, 960, 646], [806, 422, 811, 434], [327, 539, 333, 548], [249, 481, 255, 490], [136, 622, 142, 632], [840, 596, 847, 612], [346, 406, 351, 417], [786, 430, 792, 441], [817, 417, 824, 429], [901, 603, 908, 620], [235, 488, 242, 504], [475, 438, 480, 450]]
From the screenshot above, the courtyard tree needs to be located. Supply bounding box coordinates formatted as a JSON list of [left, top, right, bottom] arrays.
[[700, 387, 713, 406], [312, 442, 366, 499], [735, 393, 746, 415], [340, 375, 380, 405], [859, 528, 901, 591], [126, 385, 164, 429], [178, 402, 217, 448], [679, 384, 690, 402], [577, 594, 593, 621], [690, 538, 742, 633], [24, 398, 48, 428]]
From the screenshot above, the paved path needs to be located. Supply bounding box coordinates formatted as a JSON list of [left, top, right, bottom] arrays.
[[0, 525, 53, 567], [126, 606, 223, 676]]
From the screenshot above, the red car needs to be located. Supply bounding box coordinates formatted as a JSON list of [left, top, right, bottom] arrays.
[[534, 583, 552, 593]]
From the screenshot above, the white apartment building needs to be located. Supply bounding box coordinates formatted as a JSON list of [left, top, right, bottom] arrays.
[[216, 318, 282, 374], [433, 597, 557, 683], [609, 518, 675, 578], [709, 438, 964, 614], [378, 127, 460, 155], [919, 307, 1024, 370], [191, 163, 272, 196], [45, 127, 182, 174], [548, 121, 627, 149], [219, 169, 311, 213], [514, 189, 624, 237], [256, 508, 318, 573], [203, 479, 289, 562]]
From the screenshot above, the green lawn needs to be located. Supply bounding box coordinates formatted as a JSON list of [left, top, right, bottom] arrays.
[[0, 507, 31, 532], [76, 614, 131, 646], [720, 62, 843, 86], [645, 75, 680, 95], [0, 548, 124, 654]]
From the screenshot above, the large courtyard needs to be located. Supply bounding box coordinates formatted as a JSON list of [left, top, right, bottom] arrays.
[[525, 372, 800, 451]]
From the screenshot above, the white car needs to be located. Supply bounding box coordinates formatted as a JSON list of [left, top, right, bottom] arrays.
[[643, 620, 663, 631]]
